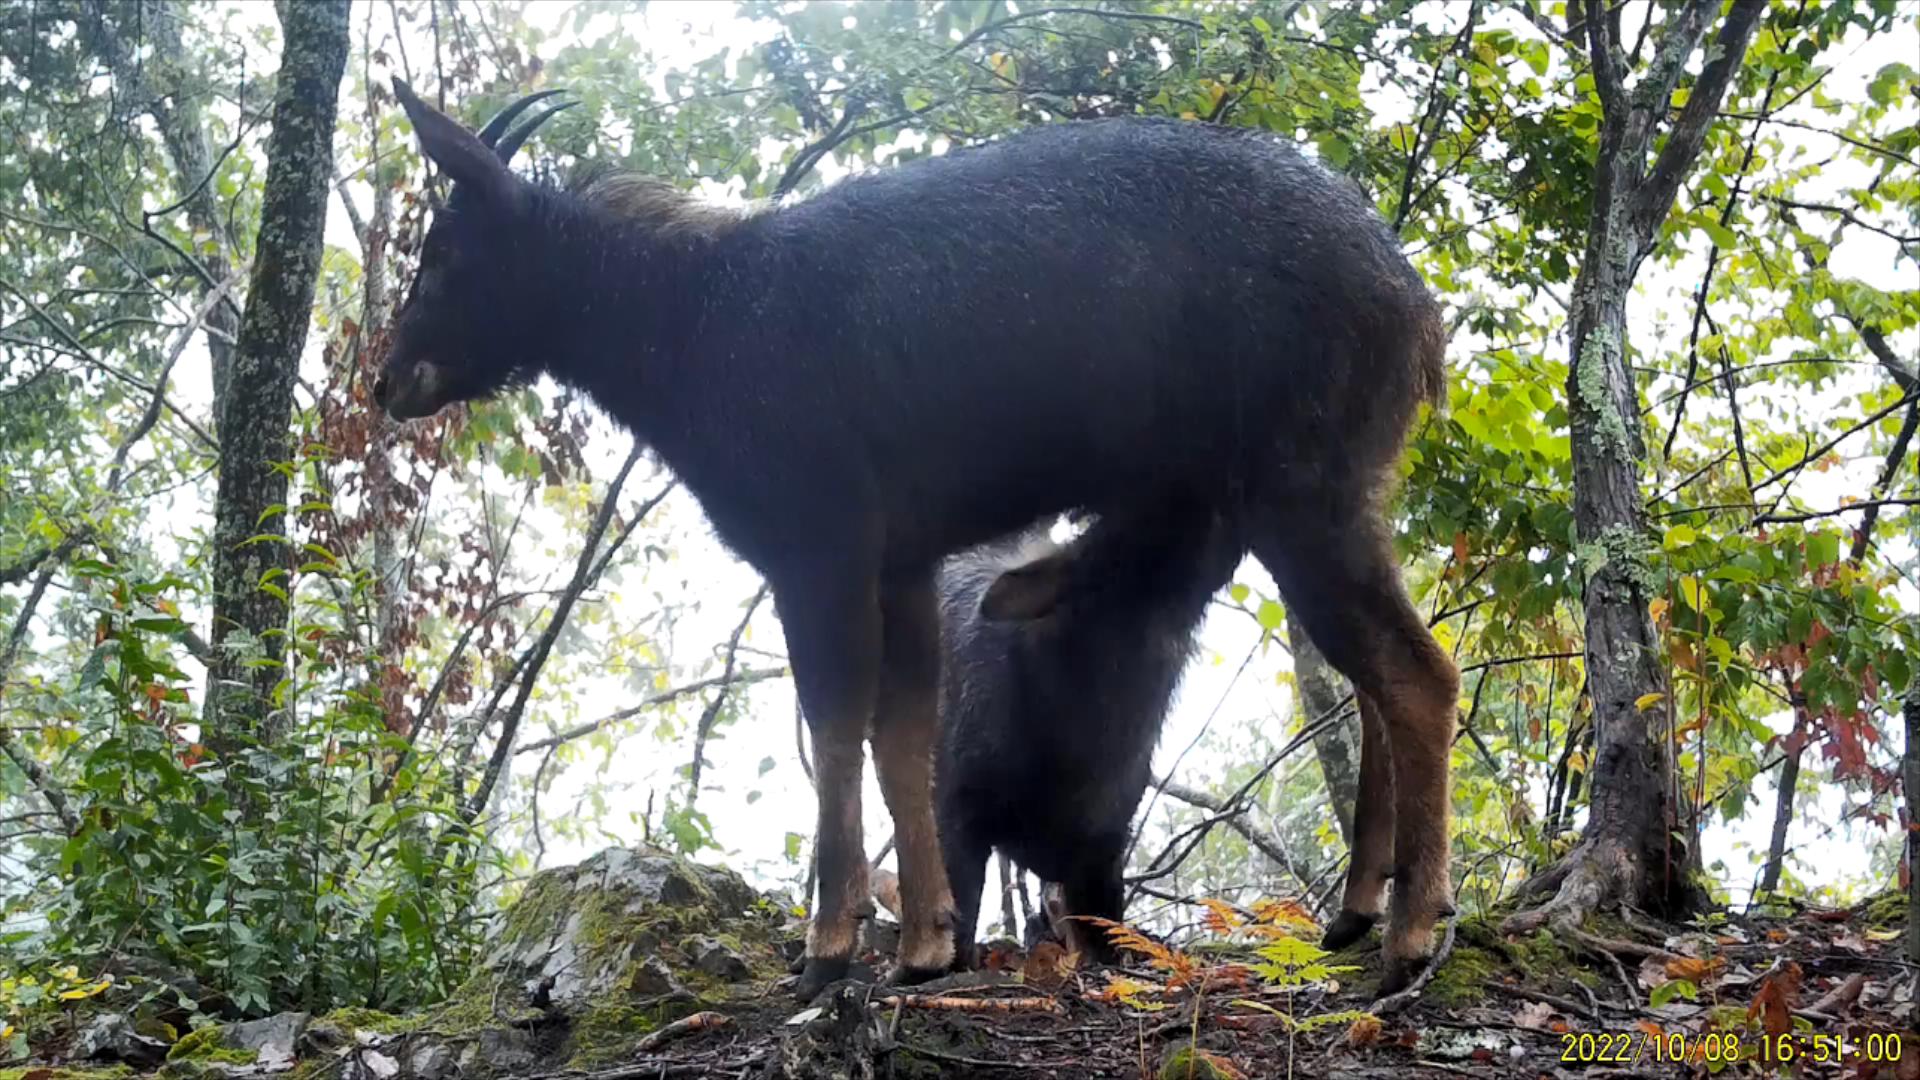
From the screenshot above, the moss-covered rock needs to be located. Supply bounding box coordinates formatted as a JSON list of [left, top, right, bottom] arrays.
[[419, 844, 789, 1072], [0, 1068, 134, 1080]]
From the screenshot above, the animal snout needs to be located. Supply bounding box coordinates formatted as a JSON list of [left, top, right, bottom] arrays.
[[372, 373, 391, 407]]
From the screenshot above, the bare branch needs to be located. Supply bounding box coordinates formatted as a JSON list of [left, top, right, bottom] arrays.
[[1753, 497, 1920, 527], [686, 584, 772, 808], [462, 443, 646, 823]]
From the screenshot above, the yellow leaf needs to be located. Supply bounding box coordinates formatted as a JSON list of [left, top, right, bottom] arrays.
[[1635, 692, 1666, 712], [1679, 576, 1705, 613], [1648, 597, 1670, 623], [1201, 898, 1244, 935], [1347, 1014, 1383, 1047]]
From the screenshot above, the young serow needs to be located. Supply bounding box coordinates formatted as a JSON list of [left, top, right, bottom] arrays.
[[378, 82, 1458, 997], [934, 504, 1243, 968]]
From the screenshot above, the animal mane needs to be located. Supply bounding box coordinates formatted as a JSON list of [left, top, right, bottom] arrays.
[[561, 165, 760, 240]]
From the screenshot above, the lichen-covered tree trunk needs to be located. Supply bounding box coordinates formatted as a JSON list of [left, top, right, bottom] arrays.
[[201, 0, 350, 752], [1289, 619, 1359, 846], [1905, 656, 1920, 965], [1509, 0, 1761, 933]]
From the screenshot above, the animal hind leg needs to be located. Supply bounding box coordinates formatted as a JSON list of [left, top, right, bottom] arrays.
[[777, 571, 883, 1000], [1323, 694, 1395, 949], [870, 570, 957, 983], [1251, 505, 1458, 993]]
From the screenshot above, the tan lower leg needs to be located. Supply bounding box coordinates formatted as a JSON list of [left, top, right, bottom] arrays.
[[1340, 695, 1396, 918], [807, 742, 870, 962], [1380, 646, 1458, 964], [872, 710, 955, 972]]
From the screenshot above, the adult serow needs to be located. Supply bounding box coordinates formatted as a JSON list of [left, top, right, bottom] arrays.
[[934, 503, 1243, 968], [377, 82, 1458, 996]]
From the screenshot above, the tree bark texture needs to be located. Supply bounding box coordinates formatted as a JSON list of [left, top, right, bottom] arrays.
[[1289, 618, 1360, 847], [1758, 707, 1804, 898], [201, 0, 350, 751], [1905, 657, 1919, 965]]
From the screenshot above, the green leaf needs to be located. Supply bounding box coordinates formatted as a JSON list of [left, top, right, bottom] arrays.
[[1255, 600, 1285, 632]]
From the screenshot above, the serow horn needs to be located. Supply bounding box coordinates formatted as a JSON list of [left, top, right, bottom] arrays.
[[494, 99, 579, 164], [476, 89, 568, 151]]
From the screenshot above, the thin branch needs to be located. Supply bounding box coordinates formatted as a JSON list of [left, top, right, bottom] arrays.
[[1151, 776, 1299, 884], [1767, 196, 1920, 247], [1847, 398, 1918, 563], [685, 583, 771, 810], [461, 444, 645, 823], [1751, 389, 1919, 494], [1753, 497, 1920, 527]]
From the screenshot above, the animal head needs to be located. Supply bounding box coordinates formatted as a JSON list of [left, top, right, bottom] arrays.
[[978, 507, 1243, 623], [376, 80, 574, 421]]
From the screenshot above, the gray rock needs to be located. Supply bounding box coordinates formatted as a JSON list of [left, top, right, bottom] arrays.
[[407, 1042, 456, 1080], [226, 1012, 310, 1071], [690, 936, 751, 982], [72, 1012, 169, 1068]]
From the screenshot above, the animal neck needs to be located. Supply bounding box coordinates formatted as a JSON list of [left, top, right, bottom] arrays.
[[516, 180, 744, 435]]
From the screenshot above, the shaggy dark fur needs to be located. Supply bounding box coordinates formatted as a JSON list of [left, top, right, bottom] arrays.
[[935, 503, 1243, 969], [381, 81, 1457, 998]]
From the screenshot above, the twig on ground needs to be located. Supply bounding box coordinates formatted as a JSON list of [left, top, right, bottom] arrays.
[[632, 1011, 732, 1054], [874, 993, 1064, 1014]]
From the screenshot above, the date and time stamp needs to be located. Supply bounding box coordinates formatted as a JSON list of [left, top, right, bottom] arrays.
[[1559, 1030, 1907, 1068]]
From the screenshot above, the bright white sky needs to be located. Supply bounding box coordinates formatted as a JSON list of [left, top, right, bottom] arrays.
[[51, 1, 1920, 929]]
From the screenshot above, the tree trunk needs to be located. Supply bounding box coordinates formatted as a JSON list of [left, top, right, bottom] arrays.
[[1289, 619, 1359, 846], [1758, 705, 1806, 898], [201, 0, 351, 752], [1905, 660, 1920, 966], [1507, 0, 1762, 935]]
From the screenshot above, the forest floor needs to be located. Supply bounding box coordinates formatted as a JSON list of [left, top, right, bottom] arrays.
[[29, 849, 1917, 1080], [596, 894, 1916, 1079]]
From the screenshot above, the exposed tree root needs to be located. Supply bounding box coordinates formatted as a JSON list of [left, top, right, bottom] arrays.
[[1500, 835, 1634, 937]]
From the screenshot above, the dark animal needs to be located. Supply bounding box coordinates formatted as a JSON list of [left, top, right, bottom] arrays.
[[934, 505, 1241, 968], [379, 82, 1459, 997], [936, 507, 1365, 966]]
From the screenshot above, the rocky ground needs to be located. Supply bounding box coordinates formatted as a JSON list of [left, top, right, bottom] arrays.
[[11, 844, 1917, 1079]]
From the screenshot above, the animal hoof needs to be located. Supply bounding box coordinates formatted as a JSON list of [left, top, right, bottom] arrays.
[[1321, 909, 1378, 951], [1378, 955, 1425, 996], [885, 962, 947, 988], [793, 956, 852, 1001]]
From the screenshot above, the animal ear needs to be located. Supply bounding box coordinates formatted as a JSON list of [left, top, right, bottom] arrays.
[[980, 554, 1071, 621], [393, 78, 515, 207]]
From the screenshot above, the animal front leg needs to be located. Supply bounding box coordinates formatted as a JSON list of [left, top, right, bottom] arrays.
[[777, 574, 883, 1000], [871, 571, 957, 983]]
